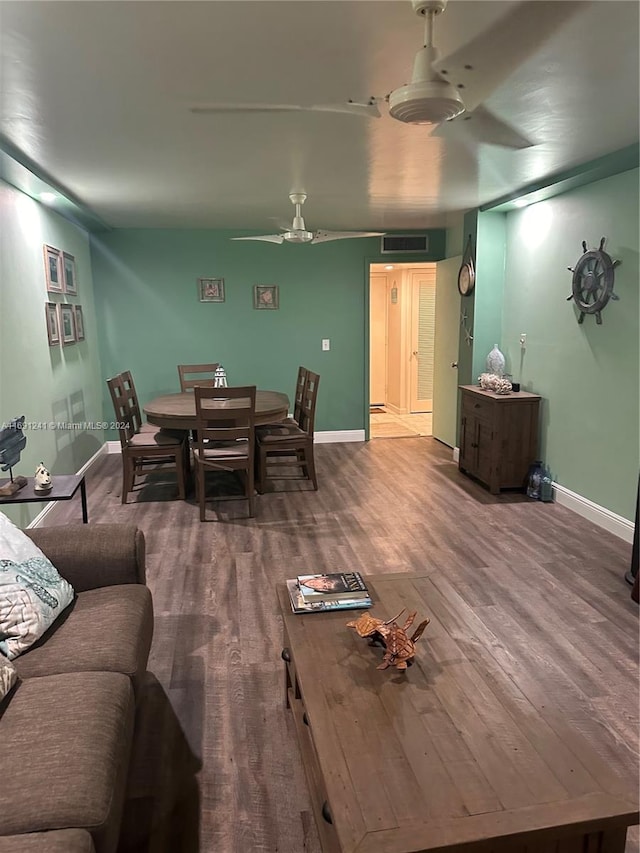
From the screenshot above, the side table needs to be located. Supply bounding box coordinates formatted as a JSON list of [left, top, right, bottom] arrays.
[[0, 474, 88, 523]]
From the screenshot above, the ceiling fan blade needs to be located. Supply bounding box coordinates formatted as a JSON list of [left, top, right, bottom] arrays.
[[311, 231, 386, 244], [269, 217, 294, 231], [190, 101, 381, 119], [433, 1, 588, 114], [434, 105, 534, 150], [231, 234, 285, 244]]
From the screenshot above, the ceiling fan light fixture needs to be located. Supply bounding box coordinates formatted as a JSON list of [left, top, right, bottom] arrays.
[[388, 79, 465, 125]]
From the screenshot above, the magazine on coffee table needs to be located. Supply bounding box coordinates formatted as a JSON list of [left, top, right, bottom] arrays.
[[287, 579, 372, 614], [297, 571, 370, 601]]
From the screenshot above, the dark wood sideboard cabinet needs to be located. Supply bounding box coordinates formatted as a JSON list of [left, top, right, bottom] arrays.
[[459, 385, 541, 494]]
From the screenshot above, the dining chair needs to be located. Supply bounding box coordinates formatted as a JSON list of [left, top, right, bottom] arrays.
[[256, 370, 319, 492], [178, 363, 220, 392], [193, 385, 257, 520], [107, 374, 188, 504], [120, 370, 156, 433]]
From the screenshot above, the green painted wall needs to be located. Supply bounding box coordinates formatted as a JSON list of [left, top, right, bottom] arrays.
[[501, 168, 639, 519], [473, 212, 506, 381], [91, 229, 446, 434], [0, 180, 104, 526]]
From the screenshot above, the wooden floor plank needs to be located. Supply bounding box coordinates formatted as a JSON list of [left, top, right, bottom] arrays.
[[37, 438, 638, 853]]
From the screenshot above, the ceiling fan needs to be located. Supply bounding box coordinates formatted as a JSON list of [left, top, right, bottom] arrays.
[[230, 193, 385, 245], [190, 0, 585, 150]]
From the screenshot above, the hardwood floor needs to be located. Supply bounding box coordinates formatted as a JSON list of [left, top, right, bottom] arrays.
[[369, 409, 433, 438], [40, 437, 639, 853]]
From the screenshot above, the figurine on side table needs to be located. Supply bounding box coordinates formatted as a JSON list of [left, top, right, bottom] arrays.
[[34, 462, 53, 494]]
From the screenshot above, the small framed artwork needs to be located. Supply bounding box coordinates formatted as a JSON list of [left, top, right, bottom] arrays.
[[254, 284, 279, 310], [45, 302, 60, 346], [198, 277, 225, 302], [43, 245, 63, 293], [74, 305, 85, 341], [62, 252, 77, 295], [59, 304, 76, 345]]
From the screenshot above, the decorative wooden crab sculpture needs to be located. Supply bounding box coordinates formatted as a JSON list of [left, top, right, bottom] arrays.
[[347, 608, 430, 671]]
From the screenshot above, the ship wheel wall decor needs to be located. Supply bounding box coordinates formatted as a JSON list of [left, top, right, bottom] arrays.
[[567, 237, 621, 324]]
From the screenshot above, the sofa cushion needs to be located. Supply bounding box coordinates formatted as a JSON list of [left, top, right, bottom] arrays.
[[0, 511, 74, 659], [13, 584, 153, 687], [0, 671, 134, 853], [0, 653, 17, 702], [0, 829, 95, 853]]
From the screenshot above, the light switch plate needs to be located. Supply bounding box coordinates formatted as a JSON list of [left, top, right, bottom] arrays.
[[322, 339, 330, 351]]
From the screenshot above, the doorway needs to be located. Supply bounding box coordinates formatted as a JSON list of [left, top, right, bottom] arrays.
[[369, 262, 435, 439]]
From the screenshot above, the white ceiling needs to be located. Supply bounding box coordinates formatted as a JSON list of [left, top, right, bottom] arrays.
[[1, 0, 638, 231]]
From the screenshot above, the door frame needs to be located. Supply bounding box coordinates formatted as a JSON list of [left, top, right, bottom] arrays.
[[365, 256, 436, 439]]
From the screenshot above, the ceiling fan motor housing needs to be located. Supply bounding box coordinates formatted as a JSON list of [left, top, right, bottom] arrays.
[[283, 230, 314, 244], [388, 79, 465, 124], [389, 44, 465, 124]]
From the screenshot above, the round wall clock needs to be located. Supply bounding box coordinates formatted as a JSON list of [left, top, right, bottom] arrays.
[[567, 237, 620, 325], [457, 234, 475, 296]]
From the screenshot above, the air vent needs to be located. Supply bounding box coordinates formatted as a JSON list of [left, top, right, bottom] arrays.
[[381, 234, 429, 254]]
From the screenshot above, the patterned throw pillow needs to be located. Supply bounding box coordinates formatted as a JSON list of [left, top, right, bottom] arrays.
[[0, 653, 17, 701], [0, 512, 74, 659]]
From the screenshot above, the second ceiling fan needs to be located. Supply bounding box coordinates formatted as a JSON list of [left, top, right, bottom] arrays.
[[230, 193, 384, 245]]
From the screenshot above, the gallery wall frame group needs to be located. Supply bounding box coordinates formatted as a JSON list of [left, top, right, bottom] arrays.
[[46, 302, 85, 346]]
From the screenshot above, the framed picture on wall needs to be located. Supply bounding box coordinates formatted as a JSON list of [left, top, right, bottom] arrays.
[[45, 302, 60, 346], [74, 305, 85, 341], [62, 252, 77, 295], [60, 304, 76, 345], [253, 284, 279, 310], [198, 277, 225, 302], [43, 245, 63, 293]]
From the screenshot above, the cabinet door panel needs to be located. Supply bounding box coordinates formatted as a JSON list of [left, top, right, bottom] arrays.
[[475, 419, 494, 486]]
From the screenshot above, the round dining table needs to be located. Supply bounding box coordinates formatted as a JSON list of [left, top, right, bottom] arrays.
[[143, 390, 290, 431]]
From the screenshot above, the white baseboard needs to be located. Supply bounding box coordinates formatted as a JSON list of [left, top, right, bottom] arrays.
[[452, 446, 460, 463], [106, 441, 122, 454], [27, 444, 108, 528], [553, 483, 634, 543], [315, 430, 365, 444]]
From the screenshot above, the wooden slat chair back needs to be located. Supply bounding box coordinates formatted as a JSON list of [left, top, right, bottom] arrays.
[[178, 363, 220, 392], [297, 370, 319, 435], [256, 370, 320, 492], [292, 365, 308, 425], [193, 385, 257, 520], [107, 373, 188, 504], [252, 365, 307, 433], [120, 370, 155, 433]]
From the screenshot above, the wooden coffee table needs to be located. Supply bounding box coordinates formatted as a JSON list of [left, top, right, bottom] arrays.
[[277, 573, 638, 853]]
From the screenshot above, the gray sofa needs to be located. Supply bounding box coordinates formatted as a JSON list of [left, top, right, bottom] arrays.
[[0, 523, 153, 853]]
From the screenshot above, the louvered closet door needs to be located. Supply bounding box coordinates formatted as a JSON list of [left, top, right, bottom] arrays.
[[409, 267, 436, 412]]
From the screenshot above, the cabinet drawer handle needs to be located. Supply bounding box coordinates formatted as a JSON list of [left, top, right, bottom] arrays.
[[471, 442, 478, 448], [281, 648, 291, 663], [322, 801, 333, 824], [474, 403, 481, 408]]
